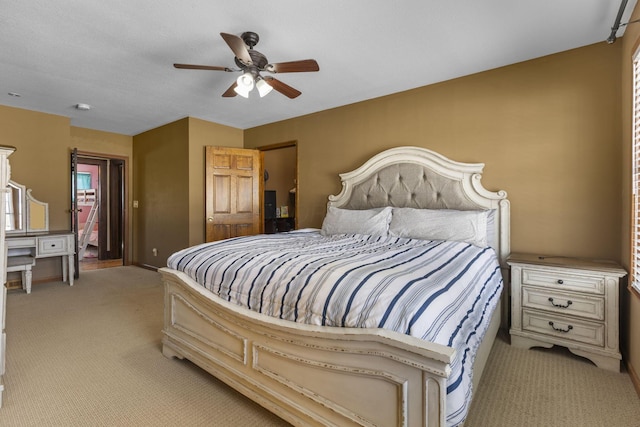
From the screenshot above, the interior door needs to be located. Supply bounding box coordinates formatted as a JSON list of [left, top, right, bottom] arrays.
[[70, 148, 79, 279], [108, 159, 124, 259], [205, 147, 262, 242]]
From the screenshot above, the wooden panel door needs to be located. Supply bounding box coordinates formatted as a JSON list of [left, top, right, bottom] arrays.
[[206, 147, 262, 242]]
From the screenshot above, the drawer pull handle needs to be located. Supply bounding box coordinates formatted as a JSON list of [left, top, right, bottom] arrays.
[[556, 279, 564, 285], [548, 297, 572, 309], [548, 321, 573, 333]]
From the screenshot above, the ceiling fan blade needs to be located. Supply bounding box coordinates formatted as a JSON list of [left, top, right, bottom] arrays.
[[266, 59, 319, 73], [222, 82, 238, 97], [263, 77, 301, 99], [220, 32, 252, 65], [174, 63, 233, 71]]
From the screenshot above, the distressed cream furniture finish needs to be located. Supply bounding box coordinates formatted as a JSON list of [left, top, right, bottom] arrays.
[[37, 233, 75, 286], [5, 180, 74, 292], [6, 254, 35, 294], [6, 232, 75, 293], [160, 146, 510, 427], [0, 146, 15, 407], [509, 253, 627, 372], [6, 180, 50, 236]]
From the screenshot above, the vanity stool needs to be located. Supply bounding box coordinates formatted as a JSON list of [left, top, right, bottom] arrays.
[[6, 255, 35, 294]]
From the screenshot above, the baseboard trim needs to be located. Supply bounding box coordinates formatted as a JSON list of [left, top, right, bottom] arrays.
[[33, 275, 65, 285], [6, 275, 67, 292], [628, 360, 640, 398], [133, 262, 158, 272]]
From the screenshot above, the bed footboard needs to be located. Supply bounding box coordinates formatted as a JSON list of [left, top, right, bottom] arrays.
[[160, 268, 455, 427]]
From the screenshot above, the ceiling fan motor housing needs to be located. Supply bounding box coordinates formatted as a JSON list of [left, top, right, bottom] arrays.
[[241, 31, 260, 48], [234, 50, 268, 73]]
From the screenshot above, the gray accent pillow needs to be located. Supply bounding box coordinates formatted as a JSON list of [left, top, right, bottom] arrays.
[[321, 207, 392, 237], [389, 208, 489, 247]]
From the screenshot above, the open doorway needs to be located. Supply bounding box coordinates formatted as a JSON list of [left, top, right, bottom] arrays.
[[260, 141, 297, 234], [71, 151, 126, 272]]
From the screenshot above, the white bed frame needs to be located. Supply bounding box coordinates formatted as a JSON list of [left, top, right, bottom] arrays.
[[159, 146, 510, 427]]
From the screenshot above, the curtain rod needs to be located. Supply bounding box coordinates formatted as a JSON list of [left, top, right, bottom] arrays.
[[608, 0, 630, 44]]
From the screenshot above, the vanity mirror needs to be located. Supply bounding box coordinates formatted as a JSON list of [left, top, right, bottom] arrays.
[[5, 180, 49, 235]]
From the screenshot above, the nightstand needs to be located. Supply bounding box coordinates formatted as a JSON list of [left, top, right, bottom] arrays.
[[508, 253, 627, 372]]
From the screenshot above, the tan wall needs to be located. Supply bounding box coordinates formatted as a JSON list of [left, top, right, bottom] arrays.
[[133, 118, 190, 268], [0, 107, 243, 273], [0, 106, 71, 232], [0, 105, 134, 280], [245, 42, 622, 262], [70, 127, 132, 159], [0, 106, 70, 281], [187, 118, 243, 246], [621, 1, 640, 395], [132, 117, 243, 267]]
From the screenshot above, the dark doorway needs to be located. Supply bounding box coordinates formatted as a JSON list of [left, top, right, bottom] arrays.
[[260, 142, 297, 233]]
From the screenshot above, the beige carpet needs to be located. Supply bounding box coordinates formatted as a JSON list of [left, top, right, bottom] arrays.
[[467, 332, 640, 427], [0, 266, 637, 427], [0, 267, 287, 427]]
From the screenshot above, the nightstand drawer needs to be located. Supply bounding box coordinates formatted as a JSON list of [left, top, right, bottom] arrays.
[[37, 236, 69, 257], [521, 268, 604, 295], [522, 309, 604, 347], [522, 287, 604, 321]]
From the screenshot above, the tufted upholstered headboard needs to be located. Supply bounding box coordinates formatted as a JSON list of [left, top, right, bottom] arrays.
[[327, 146, 510, 267]]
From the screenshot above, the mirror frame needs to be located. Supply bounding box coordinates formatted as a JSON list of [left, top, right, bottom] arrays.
[[5, 180, 49, 235], [5, 181, 24, 234]]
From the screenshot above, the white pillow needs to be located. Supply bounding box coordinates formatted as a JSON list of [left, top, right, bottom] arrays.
[[486, 209, 496, 249], [321, 207, 392, 237], [389, 208, 489, 247]]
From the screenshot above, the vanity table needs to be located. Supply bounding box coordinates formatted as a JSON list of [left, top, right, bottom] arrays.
[[5, 180, 75, 293], [6, 232, 74, 293]]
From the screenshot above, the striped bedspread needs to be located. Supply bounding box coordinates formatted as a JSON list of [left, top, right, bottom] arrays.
[[167, 229, 503, 427]]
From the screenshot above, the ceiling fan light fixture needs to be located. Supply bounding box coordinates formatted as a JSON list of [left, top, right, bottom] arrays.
[[256, 77, 273, 97], [236, 73, 254, 89], [234, 72, 254, 98], [233, 85, 251, 98]]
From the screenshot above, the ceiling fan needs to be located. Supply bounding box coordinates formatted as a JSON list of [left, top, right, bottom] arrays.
[[174, 31, 319, 99]]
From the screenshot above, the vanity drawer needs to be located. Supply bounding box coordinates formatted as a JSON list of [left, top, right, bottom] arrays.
[[521, 268, 604, 295], [522, 309, 604, 347], [37, 236, 69, 257], [6, 237, 37, 249], [522, 286, 604, 321]]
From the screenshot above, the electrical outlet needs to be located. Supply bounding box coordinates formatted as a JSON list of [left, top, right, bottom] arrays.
[[133, 200, 139, 208], [152, 248, 158, 256]]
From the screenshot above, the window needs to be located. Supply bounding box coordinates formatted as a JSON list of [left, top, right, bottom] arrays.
[[632, 50, 640, 293], [77, 172, 92, 190]]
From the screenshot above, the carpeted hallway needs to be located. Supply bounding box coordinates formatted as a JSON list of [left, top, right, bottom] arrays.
[[0, 266, 637, 426]]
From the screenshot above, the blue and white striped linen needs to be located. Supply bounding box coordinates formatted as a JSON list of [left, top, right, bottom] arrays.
[[167, 229, 503, 427]]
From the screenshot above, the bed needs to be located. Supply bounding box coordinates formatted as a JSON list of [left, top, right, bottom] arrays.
[[159, 146, 510, 427], [77, 189, 98, 259]]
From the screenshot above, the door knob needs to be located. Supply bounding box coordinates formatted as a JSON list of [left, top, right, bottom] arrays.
[[207, 217, 214, 222]]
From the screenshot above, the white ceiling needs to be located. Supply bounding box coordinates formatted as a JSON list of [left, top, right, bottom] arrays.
[[0, 0, 636, 136]]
